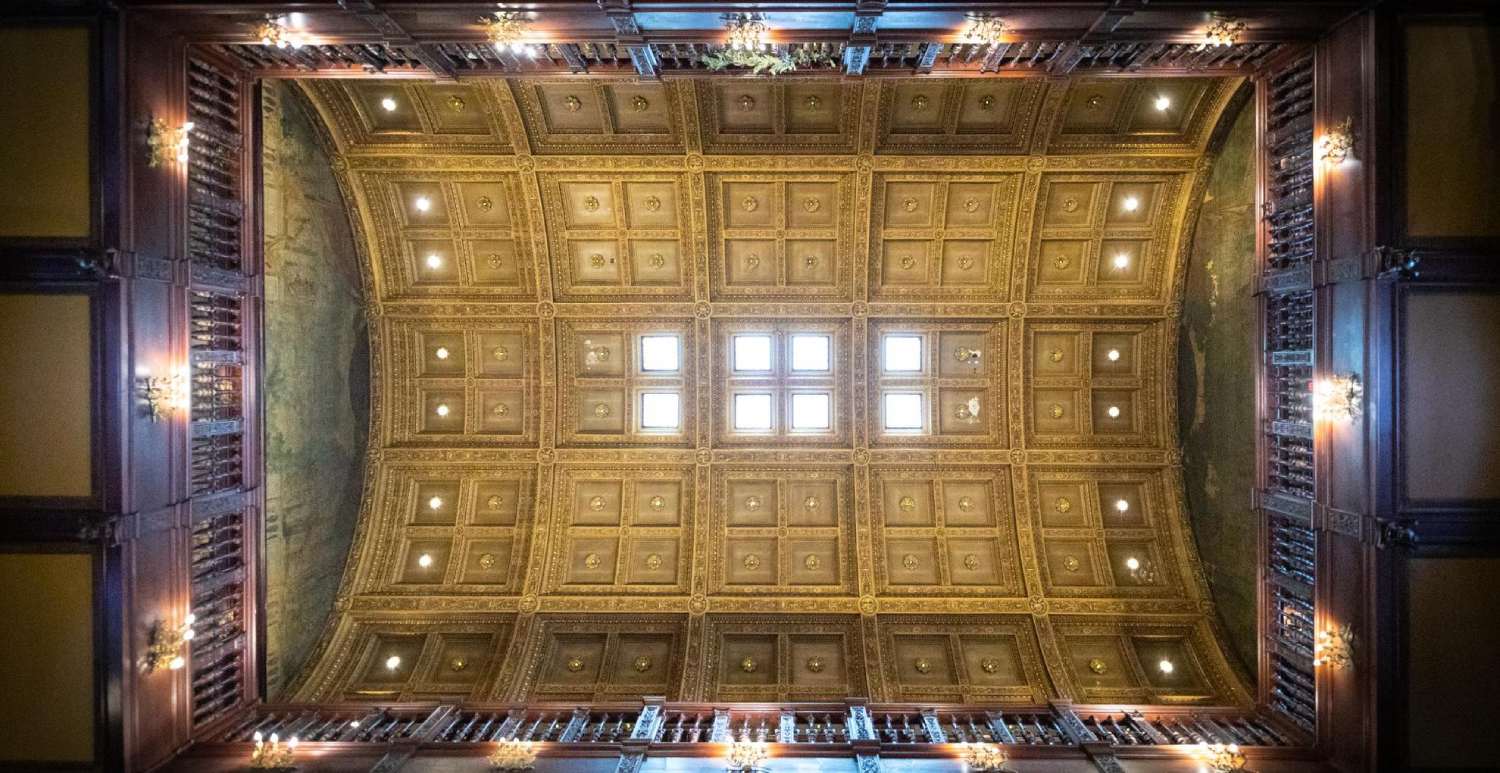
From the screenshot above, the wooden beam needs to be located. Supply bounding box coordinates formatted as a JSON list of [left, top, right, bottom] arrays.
[[600, 0, 659, 79], [844, 1, 884, 77], [337, 0, 456, 80]]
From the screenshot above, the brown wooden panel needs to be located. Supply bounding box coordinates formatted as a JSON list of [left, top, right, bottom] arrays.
[[1405, 557, 1500, 768], [0, 26, 92, 240], [0, 293, 94, 498], [0, 552, 95, 763]]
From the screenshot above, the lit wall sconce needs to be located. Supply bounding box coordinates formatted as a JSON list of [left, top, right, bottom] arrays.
[[1204, 15, 1246, 47], [724, 740, 770, 773], [487, 738, 538, 770], [146, 118, 193, 168], [256, 14, 306, 49], [484, 10, 533, 54], [1195, 742, 1247, 772], [1314, 373, 1363, 422], [962, 15, 1006, 46], [250, 731, 298, 770], [1318, 117, 1356, 165], [145, 612, 196, 672], [959, 742, 1011, 772], [136, 366, 189, 422], [1314, 624, 1355, 670]]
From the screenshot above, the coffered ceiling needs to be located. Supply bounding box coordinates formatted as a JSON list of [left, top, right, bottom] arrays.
[[287, 75, 1252, 708]]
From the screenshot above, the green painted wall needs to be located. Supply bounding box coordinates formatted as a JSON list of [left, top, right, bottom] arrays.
[[262, 80, 370, 697], [1179, 99, 1258, 676]]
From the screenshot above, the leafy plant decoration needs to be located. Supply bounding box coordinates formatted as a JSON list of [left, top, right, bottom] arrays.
[[700, 47, 839, 75]]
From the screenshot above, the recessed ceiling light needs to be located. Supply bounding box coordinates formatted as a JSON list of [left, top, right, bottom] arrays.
[[1115, 499, 1130, 513], [1107, 349, 1121, 362], [435, 403, 451, 417], [435, 346, 450, 360], [1125, 556, 1141, 571], [1158, 659, 1175, 675], [1121, 196, 1140, 212], [413, 196, 431, 213], [425, 254, 443, 269], [428, 495, 444, 510], [380, 96, 398, 112], [1107, 405, 1121, 419], [1112, 253, 1131, 270], [385, 655, 402, 670], [1154, 95, 1171, 111], [417, 553, 434, 568]]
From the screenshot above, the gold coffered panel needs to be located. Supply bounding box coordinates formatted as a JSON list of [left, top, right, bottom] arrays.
[[289, 75, 1252, 708]]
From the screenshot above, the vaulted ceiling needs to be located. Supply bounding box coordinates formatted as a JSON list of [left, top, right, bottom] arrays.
[[287, 75, 1252, 707]]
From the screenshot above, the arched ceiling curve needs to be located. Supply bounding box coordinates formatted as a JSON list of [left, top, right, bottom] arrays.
[[287, 75, 1253, 707]]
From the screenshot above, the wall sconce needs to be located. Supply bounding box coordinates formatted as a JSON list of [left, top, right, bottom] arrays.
[[145, 613, 196, 672], [484, 11, 533, 55], [724, 13, 770, 51], [1314, 624, 1355, 670], [953, 347, 982, 365], [1204, 15, 1246, 47], [1318, 117, 1356, 165], [1314, 373, 1363, 422], [725, 740, 770, 773], [136, 366, 189, 422], [256, 14, 306, 49], [146, 118, 193, 168], [250, 731, 298, 770], [487, 738, 537, 770], [959, 742, 1011, 772], [962, 15, 1006, 46], [1195, 742, 1247, 772]]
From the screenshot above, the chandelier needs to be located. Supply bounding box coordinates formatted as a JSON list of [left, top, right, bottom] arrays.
[[1196, 742, 1247, 772], [724, 740, 770, 772], [487, 739, 538, 770], [256, 15, 306, 49], [249, 732, 298, 770], [485, 11, 532, 54], [724, 14, 770, 51], [962, 15, 1006, 47], [1204, 15, 1246, 47], [960, 742, 1010, 772]]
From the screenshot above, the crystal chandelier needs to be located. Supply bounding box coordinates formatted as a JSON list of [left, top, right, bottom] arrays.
[[256, 15, 306, 49], [485, 11, 533, 54], [1196, 742, 1247, 772], [487, 739, 538, 770], [960, 742, 1010, 772], [724, 740, 770, 772], [1204, 15, 1246, 47], [724, 14, 770, 51], [962, 15, 1006, 46], [249, 732, 298, 770]]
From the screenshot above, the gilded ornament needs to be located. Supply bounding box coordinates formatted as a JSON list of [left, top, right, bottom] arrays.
[[744, 496, 763, 511], [1063, 555, 1082, 572], [632, 95, 650, 112], [964, 198, 981, 212], [564, 95, 583, 112], [804, 95, 822, 110], [492, 403, 509, 417], [566, 656, 585, 672], [1049, 349, 1065, 363], [740, 656, 757, 673], [645, 553, 663, 570], [583, 195, 601, 212], [963, 554, 981, 571], [1053, 255, 1071, 270], [958, 496, 975, 511], [913, 657, 931, 674], [649, 495, 666, 510], [802, 197, 821, 213], [486, 495, 503, 510], [450, 656, 468, 671], [803, 554, 820, 571], [901, 553, 919, 571], [493, 346, 509, 361], [804, 255, 819, 268], [978, 94, 996, 110], [745, 254, 760, 269], [954, 405, 972, 420], [911, 94, 930, 111], [588, 495, 607, 511], [644, 194, 662, 211], [487, 253, 504, 269], [478, 553, 497, 570], [1088, 658, 1108, 675], [589, 253, 606, 268], [1085, 94, 1104, 110], [742, 553, 762, 570], [649, 253, 666, 269], [805, 656, 825, 673], [1062, 196, 1080, 213], [1049, 404, 1065, 419], [803, 496, 819, 511], [958, 256, 975, 270], [593, 403, 611, 418], [980, 657, 1000, 674], [1056, 497, 1072, 513], [900, 255, 917, 270], [633, 655, 652, 672], [737, 94, 755, 112], [902, 197, 919, 212], [477, 195, 493, 211], [447, 95, 466, 112], [741, 195, 759, 212], [898, 495, 917, 512], [583, 553, 602, 569], [591, 346, 610, 362]]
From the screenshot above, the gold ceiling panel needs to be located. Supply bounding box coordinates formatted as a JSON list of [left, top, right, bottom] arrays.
[[288, 75, 1252, 708]]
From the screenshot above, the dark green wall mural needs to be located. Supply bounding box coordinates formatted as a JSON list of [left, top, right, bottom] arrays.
[[1180, 99, 1259, 675], [261, 80, 370, 697]]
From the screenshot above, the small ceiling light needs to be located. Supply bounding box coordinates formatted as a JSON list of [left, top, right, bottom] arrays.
[[413, 196, 431, 212], [484, 11, 533, 55], [385, 655, 402, 671], [1318, 117, 1356, 165], [962, 14, 1006, 47], [1112, 253, 1131, 270], [428, 495, 444, 511], [1154, 95, 1172, 111], [1205, 15, 1247, 47], [380, 96, 398, 112], [1125, 556, 1141, 571], [417, 553, 434, 569], [256, 14, 306, 49], [435, 403, 451, 418], [724, 13, 770, 51], [1107, 349, 1121, 362], [1158, 658, 1175, 675], [1115, 499, 1130, 513], [434, 346, 450, 360], [1106, 405, 1122, 419], [425, 253, 443, 270], [1121, 196, 1140, 213]]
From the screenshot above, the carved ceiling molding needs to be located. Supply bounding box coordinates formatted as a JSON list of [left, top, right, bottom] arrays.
[[286, 75, 1252, 708]]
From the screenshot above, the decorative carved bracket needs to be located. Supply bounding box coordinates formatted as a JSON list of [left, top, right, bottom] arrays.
[[1374, 245, 1421, 281], [1375, 518, 1418, 549]]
